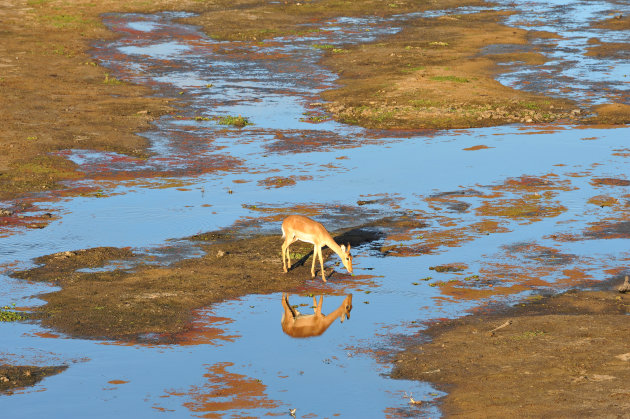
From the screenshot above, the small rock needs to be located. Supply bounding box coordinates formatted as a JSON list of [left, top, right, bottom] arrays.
[[615, 353, 630, 361], [216, 250, 226, 258], [0, 209, 13, 217]]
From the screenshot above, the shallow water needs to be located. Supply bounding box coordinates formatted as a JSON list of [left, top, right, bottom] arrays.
[[495, 0, 630, 105], [2, 2, 630, 417]]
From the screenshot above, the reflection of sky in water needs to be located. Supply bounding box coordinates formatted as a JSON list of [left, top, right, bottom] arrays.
[[2, 7, 630, 418], [119, 41, 192, 59], [126, 20, 161, 32]]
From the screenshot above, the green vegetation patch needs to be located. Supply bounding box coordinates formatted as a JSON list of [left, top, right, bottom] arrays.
[[216, 115, 252, 127], [0, 304, 26, 322], [430, 75, 469, 83]]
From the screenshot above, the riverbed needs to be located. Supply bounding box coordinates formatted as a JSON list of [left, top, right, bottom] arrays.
[[2, 0, 629, 416]]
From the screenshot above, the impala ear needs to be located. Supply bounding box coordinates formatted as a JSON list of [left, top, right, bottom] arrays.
[[347, 243, 351, 251], [341, 244, 346, 252]]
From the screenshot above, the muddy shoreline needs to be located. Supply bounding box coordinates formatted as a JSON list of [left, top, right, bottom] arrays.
[[0, 365, 68, 395], [12, 223, 384, 341], [391, 277, 630, 416]]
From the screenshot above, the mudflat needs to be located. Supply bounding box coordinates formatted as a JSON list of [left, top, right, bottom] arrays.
[[3, 0, 628, 199], [391, 281, 630, 417]]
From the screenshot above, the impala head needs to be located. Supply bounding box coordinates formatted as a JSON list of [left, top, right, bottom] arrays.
[[340, 294, 353, 323], [340, 243, 353, 275]]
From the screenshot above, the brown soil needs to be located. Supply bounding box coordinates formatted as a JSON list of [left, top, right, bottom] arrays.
[[586, 104, 630, 125], [592, 13, 630, 31], [0, 0, 177, 200], [0, 365, 67, 394], [585, 39, 630, 60], [12, 224, 381, 341], [391, 278, 630, 417], [320, 10, 583, 129]]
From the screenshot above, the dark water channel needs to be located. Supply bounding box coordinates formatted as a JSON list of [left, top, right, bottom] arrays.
[[1, 1, 630, 417]]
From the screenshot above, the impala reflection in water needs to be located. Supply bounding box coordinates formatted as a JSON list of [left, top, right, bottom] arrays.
[[281, 293, 353, 338]]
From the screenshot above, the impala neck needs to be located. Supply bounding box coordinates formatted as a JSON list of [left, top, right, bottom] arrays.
[[323, 234, 344, 257], [322, 302, 348, 325]]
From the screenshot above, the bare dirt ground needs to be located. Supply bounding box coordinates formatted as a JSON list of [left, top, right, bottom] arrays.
[[391, 279, 630, 417]]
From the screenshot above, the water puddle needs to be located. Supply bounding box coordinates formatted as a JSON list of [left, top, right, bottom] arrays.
[[2, 1, 630, 416]]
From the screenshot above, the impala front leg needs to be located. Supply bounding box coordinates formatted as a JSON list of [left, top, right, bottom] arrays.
[[311, 245, 318, 278], [318, 246, 326, 282]]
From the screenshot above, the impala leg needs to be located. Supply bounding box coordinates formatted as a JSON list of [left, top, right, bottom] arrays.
[[282, 240, 289, 273], [316, 295, 323, 315], [282, 293, 295, 319], [318, 246, 326, 282], [311, 245, 318, 278], [286, 242, 292, 269]]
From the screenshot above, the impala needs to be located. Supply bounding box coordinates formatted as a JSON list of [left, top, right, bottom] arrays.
[[281, 214, 352, 282], [281, 293, 353, 338]]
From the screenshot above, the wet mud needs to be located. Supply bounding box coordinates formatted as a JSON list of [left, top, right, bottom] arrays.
[[392, 280, 630, 417], [0, 365, 67, 395]]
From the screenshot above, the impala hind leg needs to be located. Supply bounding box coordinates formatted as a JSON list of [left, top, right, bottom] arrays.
[[311, 245, 318, 278], [282, 236, 298, 273], [282, 240, 290, 273]]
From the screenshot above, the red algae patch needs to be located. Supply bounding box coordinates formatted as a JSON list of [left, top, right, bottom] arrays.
[[496, 174, 574, 192], [257, 175, 313, 189], [429, 263, 468, 273], [591, 177, 630, 187], [166, 362, 280, 417], [174, 312, 239, 347], [475, 198, 567, 221], [436, 282, 529, 301], [423, 242, 587, 302], [462, 144, 493, 151], [585, 220, 630, 240], [107, 380, 129, 385], [587, 195, 618, 207]]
